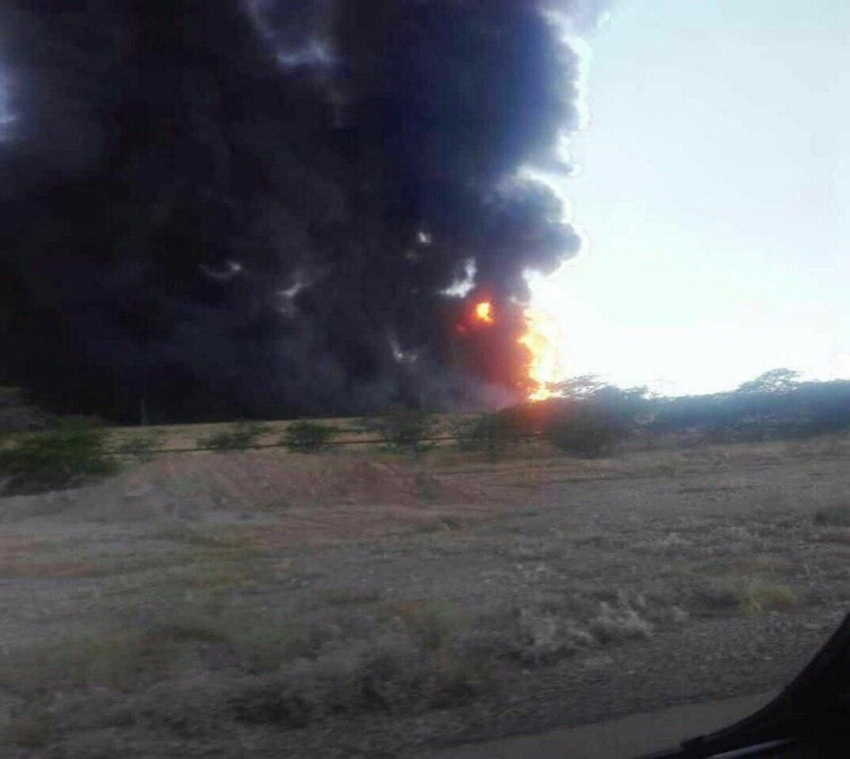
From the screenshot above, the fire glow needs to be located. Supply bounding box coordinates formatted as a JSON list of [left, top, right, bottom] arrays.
[[467, 296, 563, 402], [474, 301, 495, 325], [519, 308, 561, 402]]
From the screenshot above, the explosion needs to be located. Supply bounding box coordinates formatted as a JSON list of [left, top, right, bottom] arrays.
[[474, 301, 495, 325], [463, 294, 564, 403], [519, 308, 562, 402]]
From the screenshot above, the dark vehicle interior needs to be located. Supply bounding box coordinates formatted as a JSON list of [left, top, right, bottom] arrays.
[[641, 611, 850, 757]]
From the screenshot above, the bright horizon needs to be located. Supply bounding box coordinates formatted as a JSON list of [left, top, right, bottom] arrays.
[[531, 0, 850, 396]]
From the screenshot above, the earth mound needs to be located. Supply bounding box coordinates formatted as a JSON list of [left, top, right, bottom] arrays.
[[0, 451, 469, 526]]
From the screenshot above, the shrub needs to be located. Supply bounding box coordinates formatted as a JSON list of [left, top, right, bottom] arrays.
[[545, 405, 624, 458], [588, 602, 654, 642], [282, 421, 337, 453], [198, 422, 270, 452], [365, 409, 436, 454], [0, 416, 116, 493]]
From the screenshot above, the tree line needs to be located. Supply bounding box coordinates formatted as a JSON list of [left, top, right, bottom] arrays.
[[2, 369, 850, 494]]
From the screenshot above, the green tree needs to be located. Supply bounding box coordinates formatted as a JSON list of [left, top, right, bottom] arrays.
[[543, 382, 650, 458], [736, 368, 801, 394], [552, 374, 607, 400]]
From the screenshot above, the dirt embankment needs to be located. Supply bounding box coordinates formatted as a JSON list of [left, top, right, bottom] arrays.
[[0, 451, 494, 546]]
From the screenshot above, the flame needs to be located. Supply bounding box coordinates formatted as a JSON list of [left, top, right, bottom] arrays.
[[474, 301, 495, 325], [518, 307, 562, 401]]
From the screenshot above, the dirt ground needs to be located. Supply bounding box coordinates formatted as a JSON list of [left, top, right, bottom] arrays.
[[0, 438, 849, 757]]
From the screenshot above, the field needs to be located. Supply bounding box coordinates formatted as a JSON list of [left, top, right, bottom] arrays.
[[1, 435, 849, 757]]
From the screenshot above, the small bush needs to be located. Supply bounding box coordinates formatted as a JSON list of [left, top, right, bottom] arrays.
[[282, 421, 337, 453], [365, 409, 436, 455], [0, 416, 116, 494], [198, 422, 270, 452], [447, 592, 664, 668]]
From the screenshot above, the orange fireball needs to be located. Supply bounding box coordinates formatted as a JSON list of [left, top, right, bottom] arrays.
[[474, 301, 495, 325]]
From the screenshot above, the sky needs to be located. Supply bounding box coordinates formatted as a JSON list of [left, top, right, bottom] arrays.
[[531, 0, 850, 396]]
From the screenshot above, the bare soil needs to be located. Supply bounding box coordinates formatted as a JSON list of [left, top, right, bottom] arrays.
[[1, 438, 849, 757]]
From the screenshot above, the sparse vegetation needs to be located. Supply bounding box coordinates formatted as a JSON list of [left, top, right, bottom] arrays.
[[0, 405, 846, 756], [282, 421, 337, 453], [678, 551, 801, 617], [545, 406, 624, 458], [453, 410, 524, 458], [0, 588, 664, 745], [693, 576, 799, 615], [197, 421, 271, 452], [383, 599, 475, 652], [115, 429, 166, 461], [364, 408, 437, 454], [0, 416, 117, 494]]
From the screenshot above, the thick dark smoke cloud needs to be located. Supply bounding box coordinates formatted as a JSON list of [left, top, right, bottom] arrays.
[[0, 0, 603, 422]]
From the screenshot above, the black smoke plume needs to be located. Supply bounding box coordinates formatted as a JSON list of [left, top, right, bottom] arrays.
[[0, 0, 601, 422]]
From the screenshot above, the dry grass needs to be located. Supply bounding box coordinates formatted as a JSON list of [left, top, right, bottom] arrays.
[[693, 577, 799, 615], [814, 528, 850, 545], [0, 582, 665, 747], [687, 564, 800, 615], [0, 599, 488, 742]]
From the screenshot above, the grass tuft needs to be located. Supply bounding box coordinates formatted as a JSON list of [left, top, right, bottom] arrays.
[[694, 576, 799, 615]]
